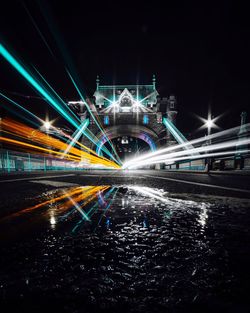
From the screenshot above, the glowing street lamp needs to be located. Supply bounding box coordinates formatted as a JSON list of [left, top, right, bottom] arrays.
[[204, 115, 216, 172], [43, 121, 51, 131], [205, 117, 215, 136]]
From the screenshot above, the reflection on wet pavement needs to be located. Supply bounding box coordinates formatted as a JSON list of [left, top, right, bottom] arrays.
[[0, 185, 250, 312]]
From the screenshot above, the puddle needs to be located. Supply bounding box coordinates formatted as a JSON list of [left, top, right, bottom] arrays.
[[0, 185, 212, 240], [0, 185, 250, 312]]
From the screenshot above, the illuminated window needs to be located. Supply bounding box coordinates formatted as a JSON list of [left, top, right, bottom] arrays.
[[104, 115, 109, 125], [143, 114, 149, 124]]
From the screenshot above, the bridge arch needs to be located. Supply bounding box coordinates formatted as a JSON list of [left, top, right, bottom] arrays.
[[95, 125, 159, 156]]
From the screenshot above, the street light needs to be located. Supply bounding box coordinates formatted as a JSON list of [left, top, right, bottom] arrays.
[[41, 120, 53, 170], [43, 121, 51, 131], [205, 118, 214, 135], [204, 116, 216, 171]]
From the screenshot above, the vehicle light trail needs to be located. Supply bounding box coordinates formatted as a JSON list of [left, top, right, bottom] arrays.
[[163, 117, 196, 152], [0, 118, 120, 169], [124, 137, 250, 169], [0, 95, 106, 157], [66, 70, 122, 165], [0, 43, 79, 128], [61, 119, 89, 157], [133, 149, 249, 168], [122, 124, 250, 169], [0, 44, 120, 163]]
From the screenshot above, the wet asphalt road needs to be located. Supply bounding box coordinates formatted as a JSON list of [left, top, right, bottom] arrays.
[[0, 170, 250, 313]]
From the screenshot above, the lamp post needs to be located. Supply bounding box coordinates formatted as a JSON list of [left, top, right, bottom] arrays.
[[204, 116, 214, 172], [41, 120, 52, 170]]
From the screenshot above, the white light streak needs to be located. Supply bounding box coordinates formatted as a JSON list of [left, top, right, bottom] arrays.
[[61, 119, 89, 157], [123, 124, 250, 169], [125, 138, 250, 169]]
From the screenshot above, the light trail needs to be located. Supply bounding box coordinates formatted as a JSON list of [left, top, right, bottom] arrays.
[[0, 44, 79, 128], [33, 66, 81, 123], [125, 138, 250, 169], [0, 100, 101, 157], [0, 136, 80, 161], [0, 44, 120, 162], [30, 0, 120, 163], [66, 70, 122, 165], [0, 135, 119, 168], [163, 117, 196, 151], [122, 124, 250, 169], [133, 149, 249, 168], [0, 118, 120, 168], [61, 119, 89, 157]]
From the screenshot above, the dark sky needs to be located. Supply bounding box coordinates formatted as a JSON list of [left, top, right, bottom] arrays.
[[1, 0, 250, 135]]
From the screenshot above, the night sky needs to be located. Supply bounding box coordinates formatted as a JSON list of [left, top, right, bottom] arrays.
[[1, 0, 250, 136]]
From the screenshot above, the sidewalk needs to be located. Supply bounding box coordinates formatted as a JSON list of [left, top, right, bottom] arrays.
[[163, 169, 250, 175]]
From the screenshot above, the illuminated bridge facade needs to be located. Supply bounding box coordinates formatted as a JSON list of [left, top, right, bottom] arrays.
[[69, 76, 178, 162]]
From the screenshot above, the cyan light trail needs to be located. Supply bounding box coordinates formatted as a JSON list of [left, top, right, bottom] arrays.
[[0, 44, 120, 165], [67, 70, 122, 166], [163, 117, 196, 151], [34, 5, 120, 160], [33, 66, 81, 123], [6, 4, 120, 163], [124, 138, 250, 169], [123, 123, 250, 169], [0, 44, 79, 129], [0, 118, 121, 168], [0, 96, 97, 154]]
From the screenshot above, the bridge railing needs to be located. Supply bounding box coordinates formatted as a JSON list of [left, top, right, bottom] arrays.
[[165, 153, 250, 171], [0, 149, 81, 173]]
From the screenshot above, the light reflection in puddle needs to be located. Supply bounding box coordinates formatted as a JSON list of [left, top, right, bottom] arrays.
[[0, 185, 213, 240], [1, 186, 250, 311]]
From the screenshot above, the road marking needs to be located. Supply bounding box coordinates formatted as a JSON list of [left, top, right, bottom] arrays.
[[30, 180, 78, 187], [79, 174, 145, 178], [0, 174, 75, 183], [143, 174, 250, 194], [80, 174, 103, 177]]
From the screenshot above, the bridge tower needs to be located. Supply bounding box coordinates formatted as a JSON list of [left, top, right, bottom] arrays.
[[68, 76, 179, 163]]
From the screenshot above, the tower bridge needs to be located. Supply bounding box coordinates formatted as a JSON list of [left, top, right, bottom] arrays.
[[68, 75, 179, 163]]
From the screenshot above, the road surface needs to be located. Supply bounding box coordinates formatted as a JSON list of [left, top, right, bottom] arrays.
[[0, 170, 250, 313]]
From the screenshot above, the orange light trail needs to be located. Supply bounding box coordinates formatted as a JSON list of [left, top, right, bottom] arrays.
[[0, 185, 110, 221], [0, 118, 120, 169]]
